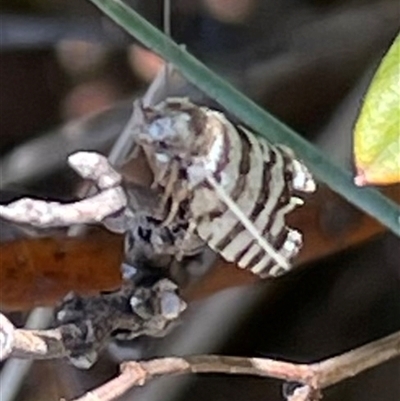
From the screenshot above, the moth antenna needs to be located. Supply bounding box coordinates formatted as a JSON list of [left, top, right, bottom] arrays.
[[206, 174, 291, 271]]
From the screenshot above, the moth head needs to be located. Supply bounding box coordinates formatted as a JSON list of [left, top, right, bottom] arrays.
[[138, 99, 208, 163]]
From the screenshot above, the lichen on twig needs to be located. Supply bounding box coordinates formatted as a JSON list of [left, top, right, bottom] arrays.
[[0, 278, 186, 369], [0, 151, 133, 234]]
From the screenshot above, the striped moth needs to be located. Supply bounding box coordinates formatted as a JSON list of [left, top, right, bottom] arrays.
[[130, 97, 316, 278], [0, 61, 315, 279]]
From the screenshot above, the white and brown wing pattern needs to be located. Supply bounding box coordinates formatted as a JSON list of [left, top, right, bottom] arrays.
[[134, 98, 316, 278]]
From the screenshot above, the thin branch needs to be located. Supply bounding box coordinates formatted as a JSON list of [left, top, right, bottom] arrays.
[[311, 331, 400, 388], [2, 308, 399, 401], [72, 331, 399, 401], [163, 0, 171, 37], [10, 327, 67, 361], [0, 314, 66, 361], [0, 151, 133, 233], [0, 313, 15, 361], [68, 152, 122, 190], [72, 332, 399, 401], [0, 189, 127, 228], [87, 0, 400, 237], [0, 308, 54, 401]]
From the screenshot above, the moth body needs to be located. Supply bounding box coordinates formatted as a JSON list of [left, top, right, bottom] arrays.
[[135, 98, 315, 278]]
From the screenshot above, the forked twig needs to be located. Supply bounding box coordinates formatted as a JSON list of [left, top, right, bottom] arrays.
[[0, 152, 132, 234], [0, 189, 127, 228], [72, 331, 400, 401], [1, 313, 398, 401]]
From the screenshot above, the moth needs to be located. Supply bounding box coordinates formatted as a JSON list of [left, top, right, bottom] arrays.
[[130, 97, 316, 278], [0, 67, 316, 284]]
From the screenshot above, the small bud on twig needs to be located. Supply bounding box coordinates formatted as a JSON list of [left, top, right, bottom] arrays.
[[68, 151, 122, 190]]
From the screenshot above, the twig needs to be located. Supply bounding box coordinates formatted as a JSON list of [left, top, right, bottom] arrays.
[[7, 323, 67, 360], [311, 331, 400, 388], [0, 189, 127, 228], [0, 151, 133, 233], [2, 307, 399, 401], [71, 330, 400, 401], [0, 313, 14, 361], [0, 308, 54, 401], [68, 152, 122, 190], [0, 278, 186, 368], [163, 0, 171, 37], [71, 331, 399, 401]]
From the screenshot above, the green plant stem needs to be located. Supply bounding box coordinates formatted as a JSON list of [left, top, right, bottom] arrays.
[[88, 0, 400, 236]]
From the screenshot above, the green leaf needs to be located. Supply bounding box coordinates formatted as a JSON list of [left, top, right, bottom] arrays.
[[354, 34, 400, 186]]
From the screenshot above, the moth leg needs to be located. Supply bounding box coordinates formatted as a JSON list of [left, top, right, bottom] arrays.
[[151, 162, 169, 189], [159, 160, 190, 227], [162, 187, 189, 227], [176, 218, 198, 261], [160, 160, 179, 206]]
